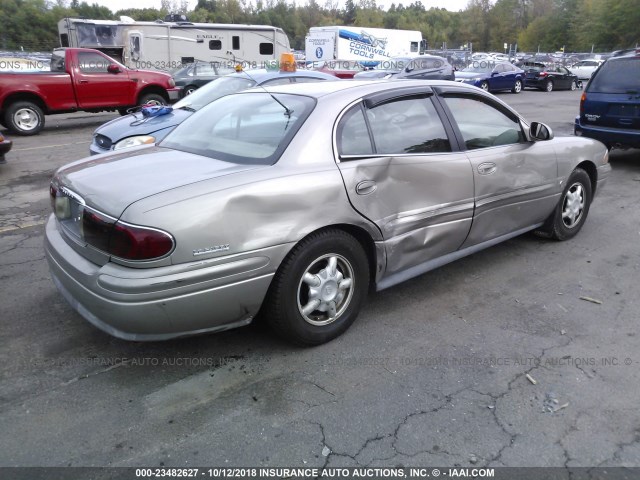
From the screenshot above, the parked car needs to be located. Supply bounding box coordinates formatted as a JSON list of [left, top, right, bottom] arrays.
[[311, 60, 365, 79], [354, 55, 454, 80], [518, 62, 579, 91], [0, 132, 11, 163], [455, 62, 524, 93], [575, 50, 640, 149], [46, 79, 611, 345], [569, 59, 603, 80], [172, 61, 236, 97], [0, 48, 180, 136], [90, 68, 337, 155]]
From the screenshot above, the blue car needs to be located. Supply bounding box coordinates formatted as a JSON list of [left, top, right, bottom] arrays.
[[455, 61, 524, 93], [575, 50, 640, 150], [90, 68, 338, 155]]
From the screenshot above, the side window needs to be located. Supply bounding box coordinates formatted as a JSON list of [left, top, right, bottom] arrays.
[[209, 40, 222, 50], [410, 42, 419, 53], [444, 96, 525, 150], [232, 36, 240, 50], [196, 62, 216, 76], [259, 43, 274, 55], [493, 64, 505, 73], [337, 105, 373, 156], [77, 52, 109, 73], [366, 97, 451, 154]]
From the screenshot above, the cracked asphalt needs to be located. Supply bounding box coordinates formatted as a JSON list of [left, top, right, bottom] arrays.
[[0, 90, 639, 469]]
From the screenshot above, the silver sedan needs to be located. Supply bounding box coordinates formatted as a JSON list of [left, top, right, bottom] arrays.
[[45, 80, 611, 345]]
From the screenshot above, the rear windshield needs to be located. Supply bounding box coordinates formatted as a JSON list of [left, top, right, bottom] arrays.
[[588, 58, 640, 93], [161, 92, 315, 165]]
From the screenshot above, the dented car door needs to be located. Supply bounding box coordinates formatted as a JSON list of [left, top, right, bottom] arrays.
[[335, 89, 475, 276]]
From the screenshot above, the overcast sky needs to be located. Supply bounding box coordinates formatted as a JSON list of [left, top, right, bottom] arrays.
[[92, 0, 470, 15]]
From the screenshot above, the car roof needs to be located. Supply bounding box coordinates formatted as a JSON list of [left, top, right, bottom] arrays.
[[223, 68, 337, 83], [249, 78, 479, 99]]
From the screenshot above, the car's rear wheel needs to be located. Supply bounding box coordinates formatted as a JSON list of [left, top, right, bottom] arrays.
[[4, 101, 45, 136], [183, 85, 198, 96], [536, 168, 592, 241], [512, 79, 522, 93], [545, 79, 554, 92], [263, 229, 369, 346], [480, 81, 490, 91]]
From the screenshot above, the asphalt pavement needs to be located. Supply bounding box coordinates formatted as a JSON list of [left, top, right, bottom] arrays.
[[1, 89, 639, 470]]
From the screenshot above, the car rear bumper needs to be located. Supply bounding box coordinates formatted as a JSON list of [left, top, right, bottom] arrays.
[[575, 116, 640, 149], [45, 214, 289, 341]]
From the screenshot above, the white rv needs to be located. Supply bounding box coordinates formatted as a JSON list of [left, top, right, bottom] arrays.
[[58, 17, 291, 71], [305, 26, 424, 64]]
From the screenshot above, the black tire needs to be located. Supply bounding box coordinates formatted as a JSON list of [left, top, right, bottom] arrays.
[[536, 168, 592, 241], [118, 107, 132, 116], [480, 81, 490, 91], [511, 79, 522, 94], [545, 79, 554, 92], [4, 101, 44, 136], [182, 85, 198, 96], [262, 229, 370, 346], [138, 93, 166, 106], [570, 80, 577, 91]]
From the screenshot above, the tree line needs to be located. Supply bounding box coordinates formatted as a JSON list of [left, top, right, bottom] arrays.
[[0, 0, 637, 53]]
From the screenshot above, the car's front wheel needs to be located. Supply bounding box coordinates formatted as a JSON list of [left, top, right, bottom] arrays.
[[480, 81, 490, 91], [570, 80, 577, 91], [537, 168, 592, 241], [263, 229, 370, 345], [512, 79, 522, 94], [139, 93, 167, 106]]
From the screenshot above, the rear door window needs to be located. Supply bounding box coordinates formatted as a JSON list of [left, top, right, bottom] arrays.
[[588, 58, 640, 93]]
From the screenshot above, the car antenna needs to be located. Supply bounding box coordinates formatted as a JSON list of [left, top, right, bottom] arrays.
[[235, 54, 294, 117]]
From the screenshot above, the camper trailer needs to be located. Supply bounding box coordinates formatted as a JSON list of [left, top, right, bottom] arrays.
[[58, 17, 291, 71], [305, 26, 424, 65]]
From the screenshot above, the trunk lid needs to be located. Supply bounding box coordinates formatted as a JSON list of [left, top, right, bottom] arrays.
[[55, 146, 265, 218]]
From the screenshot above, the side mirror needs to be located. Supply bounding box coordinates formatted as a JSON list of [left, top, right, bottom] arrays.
[[530, 122, 554, 141], [107, 64, 121, 74]]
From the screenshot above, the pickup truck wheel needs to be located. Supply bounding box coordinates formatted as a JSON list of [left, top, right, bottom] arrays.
[[5, 101, 44, 136], [139, 93, 166, 106]]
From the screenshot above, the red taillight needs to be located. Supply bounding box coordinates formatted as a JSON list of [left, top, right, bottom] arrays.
[[109, 221, 174, 261], [580, 92, 586, 115], [82, 208, 114, 253], [49, 183, 57, 211], [539, 71, 548, 77]]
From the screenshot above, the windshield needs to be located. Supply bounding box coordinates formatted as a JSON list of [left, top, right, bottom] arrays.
[[173, 76, 257, 111], [161, 92, 316, 164], [588, 58, 640, 93]]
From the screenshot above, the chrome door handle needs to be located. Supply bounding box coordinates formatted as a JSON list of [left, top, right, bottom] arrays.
[[78, 80, 89, 84], [355, 180, 377, 195], [477, 162, 497, 175]]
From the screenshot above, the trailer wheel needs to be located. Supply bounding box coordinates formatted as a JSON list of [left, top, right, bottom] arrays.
[[138, 93, 166, 106], [5, 101, 45, 136]]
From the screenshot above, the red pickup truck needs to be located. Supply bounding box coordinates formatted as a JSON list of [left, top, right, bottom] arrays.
[[0, 48, 180, 135]]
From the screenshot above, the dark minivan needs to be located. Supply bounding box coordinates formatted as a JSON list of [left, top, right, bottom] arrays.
[[575, 50, 640, 149]]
